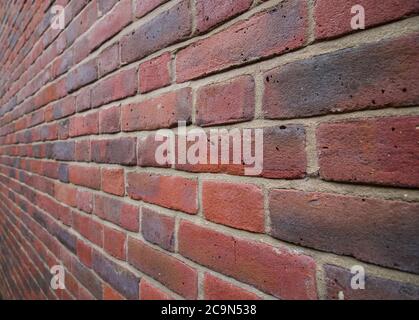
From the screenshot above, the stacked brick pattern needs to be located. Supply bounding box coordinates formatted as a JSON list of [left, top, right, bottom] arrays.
[[0, 0, 418, 300]]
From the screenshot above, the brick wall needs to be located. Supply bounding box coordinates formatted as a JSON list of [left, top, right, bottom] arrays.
[[0, 0, 418, 300]]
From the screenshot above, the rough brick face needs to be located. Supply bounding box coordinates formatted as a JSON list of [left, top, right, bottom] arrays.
[[263, 34, 419, 119], [122, 88, 192, 131], [196, 75, 255, 126], [315, 0, 419, 39], [269, 189, 419, 274], [202, 181, 265, 233], [324, 264, 419, 300], [317, 116, 419, 188], [139, 53, 172, 93], [126, 172, 198, 214], [179, 221, 318, 299], [1, 0, 418, 301], [176, 0, 308, 82]]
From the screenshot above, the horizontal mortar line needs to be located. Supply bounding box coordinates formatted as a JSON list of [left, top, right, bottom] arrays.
[[0, 204, 60, 300], [1, 166, 418, 286], [2, 8, 418, 127], [0, 177, 277, 300], [1, 148, 419, 203], [2, 103, 419, 144]]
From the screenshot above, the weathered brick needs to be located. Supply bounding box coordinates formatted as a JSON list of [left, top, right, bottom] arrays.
[[139, 279, 174, 300], [204, 273, 261, 300], [76, 87, 91, 112], [202, 180, 264, 233], [92, 250, 139, 300], [99, 105, 121, 133], [77, 239, 92, 268], [121, 0, 192, 63], [75, 139, 91, 162], [76, 190, 93, 214], [127, 172, 198, 214], [315, 0, 419, 39], [128, 237, 197, 299], [134, 0, 169, 18], [53, 141, 75, 161], [176, 1, 307, 82], [139, 53, 171, 93], [178, 220, 317, 299], [122, 88, 192, 131], [91, 67, 137, 108], [69, 111, 99, 137], [196, 75, 254, 126], [317, 116, 419, 188], [324, 264, 419, 300], [68, 165, 101, 190], [103, 284, 125, 300], [72, 258, 103, 299], [195, 0, 253, 33], [73, 211, 103, 247], [66, 59, 97, 93], [269, 189, 419, 274], [91, 137, 137, 165], [101, 168, 125, 196], [104, 226, 126, 260], [87, 0, 132, 51], [98, 43, 120, 77], [141, 208, 175, 252], [263, 34, 419, 119], [93, 194, 139, 232]]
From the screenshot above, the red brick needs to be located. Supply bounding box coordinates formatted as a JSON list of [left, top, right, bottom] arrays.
[[139, 53, 171, 93], [269, 189, 419, 274], [263, 34, 419, 119], [139, 279, 174, 300], [176, 1, 307, 82], [76, 239, 92, 267], [93, 194, 139, 231], [69, 112, 99, 137], [122, 88, 192, 131], [202, 181, 264, 233], [91, 67, 137, 108], [137, 132, 172, 168], [178, 221, 317, 299], [141, 208, 175, 251], [317, 116, 419, 188], [121, 0, 191, 64], [54, 183, 77, 208], [98, 43, 120, 77], [75, 139, 91, 162], [203, 273, 261, 300], [99, 105, 121, 133], [98, 0, 119, 16], [104, 226, 126, 260], [69, 165, 101, 190], [127, 172, 198, 214], [324, 264, 419, 300], [91, 137, 137, 165], [103, 284, 125, 300], [66, 59, 97, 93], [76, 87, 91, 112], [76, 190, 94, 214], [102, 168, 125, 196], [196, 75, 254, 126], [195, 0, 253, 33], [134, 0, 169, 18], [315, 0, 419, 39], [72, 212, 104, 247], [87, 0, 132, 51], [128, 237, 198, 299]]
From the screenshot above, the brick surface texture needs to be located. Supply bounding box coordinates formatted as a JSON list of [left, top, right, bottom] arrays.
[[0, 0, 418, 300]]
